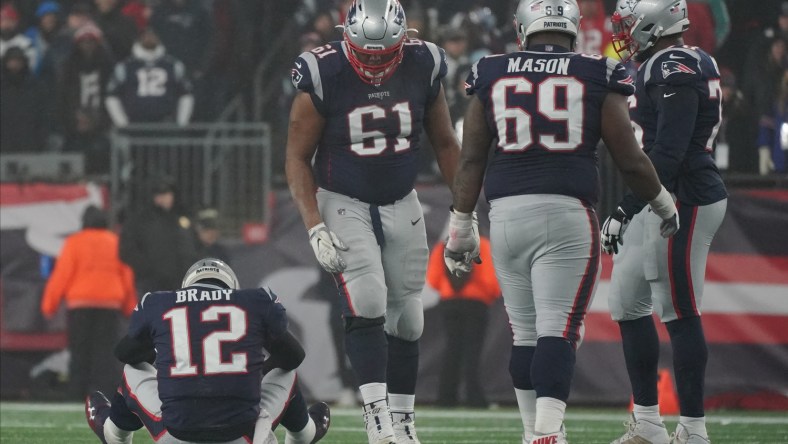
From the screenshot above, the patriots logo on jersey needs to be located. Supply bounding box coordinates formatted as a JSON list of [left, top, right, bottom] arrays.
[[618, 75, 634, 85], [291, 68, 303, 86], [661, 60, 696, 79]]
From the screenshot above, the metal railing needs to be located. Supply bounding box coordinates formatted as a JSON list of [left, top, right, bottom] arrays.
[[109, 123, 272, 234]]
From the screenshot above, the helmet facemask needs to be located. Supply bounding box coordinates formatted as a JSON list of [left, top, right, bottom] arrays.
[[345, 35, 405, 86], [611, 11, 639, 62]]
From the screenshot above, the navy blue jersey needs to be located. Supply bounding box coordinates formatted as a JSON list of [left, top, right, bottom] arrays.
[[106, 54, 192, 123], [621, 45, 727, 214], [292, 39, 447, 205], [465, 45, 635, 205], [127, 283, 287, 433]]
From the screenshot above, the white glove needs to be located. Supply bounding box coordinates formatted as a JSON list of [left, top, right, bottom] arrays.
[[600, 207, 629, 255], [308, 222, 348, 273], [444, 208, 480, 276]]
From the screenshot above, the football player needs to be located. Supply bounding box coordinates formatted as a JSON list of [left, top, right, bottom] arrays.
[[603, 1, 728, 443], [444, 1, 679, 443], [285, 1, 461, 443], [84, 258, 330, 444]]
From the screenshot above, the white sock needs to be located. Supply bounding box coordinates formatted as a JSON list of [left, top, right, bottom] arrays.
[[389, 393, 415, 422], [515, 388, 536, 439], [103, 418, 133, 444], [680, 416, 708, 438], [534, 397, 566, 435], [633, 403, 662, 424], [360, 382, 388, 406], [285, 416, 316, 444]]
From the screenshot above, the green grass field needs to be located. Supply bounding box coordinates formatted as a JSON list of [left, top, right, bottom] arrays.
[[1, 402, 786, 443]]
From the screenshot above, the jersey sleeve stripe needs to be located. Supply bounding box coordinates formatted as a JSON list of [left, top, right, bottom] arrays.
[[424, 41, 442, 83], [140, 292, 151, 309], [302, 51, 323, 100], [604, 57, 619, 84]]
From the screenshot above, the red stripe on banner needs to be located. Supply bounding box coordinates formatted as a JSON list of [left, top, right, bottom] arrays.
[[600, 254, 788, 284], [0, 183, 90, 206], [584, 312, 788, 344], [740, 189, 788, 202], [0, 332, 67, 350]]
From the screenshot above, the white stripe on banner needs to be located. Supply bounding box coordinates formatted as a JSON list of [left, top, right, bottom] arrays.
[[589, 281, 788, 315]]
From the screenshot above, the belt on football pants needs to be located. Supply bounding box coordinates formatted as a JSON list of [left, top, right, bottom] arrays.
[[369, 204, 386, 248]]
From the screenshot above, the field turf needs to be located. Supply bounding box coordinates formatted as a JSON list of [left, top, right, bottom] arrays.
[[1, 402, 786, 443]]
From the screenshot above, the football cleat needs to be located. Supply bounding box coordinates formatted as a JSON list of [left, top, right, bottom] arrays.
[[392, 412, 420, 443], [530, 424, 568, 444], [308, 402, 331, 443], [85, 391, 111, 444], [670, 423, 711, 444], [362, 401, 396, 444], [610, 413, 670, 444]]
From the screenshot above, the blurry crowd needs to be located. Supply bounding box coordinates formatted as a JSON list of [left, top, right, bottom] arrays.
[[1, 0, 786, 177]]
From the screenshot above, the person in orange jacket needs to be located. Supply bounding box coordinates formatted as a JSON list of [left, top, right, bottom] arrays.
[[40, 205, 137, 400], [427, 235, 500, 407]]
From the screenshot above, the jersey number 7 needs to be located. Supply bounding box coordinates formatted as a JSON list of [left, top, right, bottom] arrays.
[[163, 305, 248, 376]]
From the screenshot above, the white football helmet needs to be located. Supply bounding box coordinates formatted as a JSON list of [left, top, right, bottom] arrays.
[[343, 0, 408, 85], [514, 0, 580, 50], [612, 0, 690, 62], [182, 258, 239, 289]]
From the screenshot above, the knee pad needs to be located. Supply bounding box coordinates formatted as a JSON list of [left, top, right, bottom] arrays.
[[385, 299, 424, 342], [344, 315, 385, 333]]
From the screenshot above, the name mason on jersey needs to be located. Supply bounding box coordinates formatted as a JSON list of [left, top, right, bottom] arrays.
[[175, 288, 234, 303], [507, 57, 570, 75]]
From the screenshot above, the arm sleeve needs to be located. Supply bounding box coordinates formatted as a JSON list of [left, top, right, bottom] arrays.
[[262, 289, 289, 340], [114, 334, 156, 364], [424, 42, 448, 103], [618, 86, 698, 216], [291, 52, 328, 116], [261, 330, 305, 373], [604, 57, 635, 96], [647, 84, 699, 188], [125, 294, 150, 339]]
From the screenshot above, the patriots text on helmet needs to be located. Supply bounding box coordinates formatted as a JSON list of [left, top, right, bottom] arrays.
[[543, 21, 568, 29], [507, 57, 570, 74]]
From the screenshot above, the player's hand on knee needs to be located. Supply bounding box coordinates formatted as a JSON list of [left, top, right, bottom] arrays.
[[444, 208, 481, 276], [601, 207, 629, 255], [308, 222, 349, 273]]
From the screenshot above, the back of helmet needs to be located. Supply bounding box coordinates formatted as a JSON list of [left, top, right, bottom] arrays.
[[514, 0, 580, 50]]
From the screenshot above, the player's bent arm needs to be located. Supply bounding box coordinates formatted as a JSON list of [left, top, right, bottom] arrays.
[[114, 334, 156, 365], [424, 84, 461, 188], [647, 84, 699, 186], [452, 96, 492, 213], [285, 91, 327, 230], [601, 92, 662, 202], [261, 330, 306, 373]]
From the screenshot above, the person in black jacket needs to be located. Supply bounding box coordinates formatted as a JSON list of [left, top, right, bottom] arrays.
[[0, 46, 49, 154], [119, 176, 199, 295]]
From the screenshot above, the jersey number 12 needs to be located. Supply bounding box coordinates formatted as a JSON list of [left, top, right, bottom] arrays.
[[163, 306, 248, 376]]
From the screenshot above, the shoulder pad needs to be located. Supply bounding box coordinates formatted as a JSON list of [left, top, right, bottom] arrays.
[[405, 39, 447, 83], [291, 42, 344, 101], [644, 47, 702, 86]]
